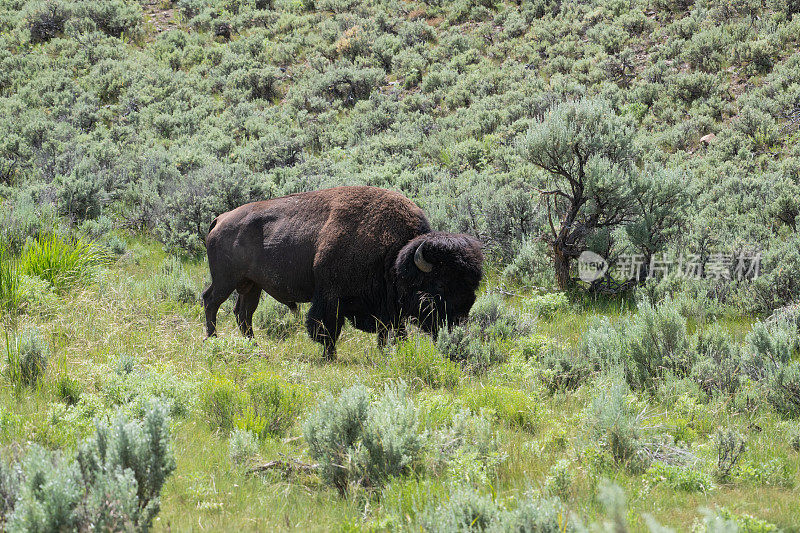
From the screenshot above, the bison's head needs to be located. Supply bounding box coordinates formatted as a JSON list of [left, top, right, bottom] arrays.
[[395, 232, 483, 336]]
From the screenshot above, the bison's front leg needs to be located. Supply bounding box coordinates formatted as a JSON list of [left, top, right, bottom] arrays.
[[306, 295, 344, 360]]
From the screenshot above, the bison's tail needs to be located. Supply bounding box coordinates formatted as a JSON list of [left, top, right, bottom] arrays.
[[205, 217, 219, 249]]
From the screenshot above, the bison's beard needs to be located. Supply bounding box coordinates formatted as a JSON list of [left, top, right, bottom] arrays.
[[412, 293, 466, 338], [412, 292, 441, 337]]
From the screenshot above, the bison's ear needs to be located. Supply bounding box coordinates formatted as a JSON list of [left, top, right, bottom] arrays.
[[414, 242, 433, 272]]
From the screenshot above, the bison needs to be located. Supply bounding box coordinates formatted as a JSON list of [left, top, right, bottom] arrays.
[[202, 186, 483, 358]]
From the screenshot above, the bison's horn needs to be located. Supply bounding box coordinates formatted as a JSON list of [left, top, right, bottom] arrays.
[[414, 243, 433, 273]]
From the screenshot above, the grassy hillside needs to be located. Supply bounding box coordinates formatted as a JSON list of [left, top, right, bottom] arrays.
[[1, 0, 800, 530]]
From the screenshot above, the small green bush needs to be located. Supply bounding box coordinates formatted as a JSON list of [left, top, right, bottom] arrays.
[[692, 325, 743, 396], [766, 362, 800, 418], [429, 408, 504, 484], [200, 376, 245, 431], [461, 385, 539, 432], [585, 376, 643, 468], [17, 275, 57, 314], [507, 494, 574, 532], [744, 318, 797, 379], [501, 239, 554, 289], [539, 344, 598, 393], [715, 428, 746, 482], [108, 236, 126, 256], [525, 293, 570, 320], [436, 325, 503, 372], [203, 336, 261, 365], [577, 317, 624, 370], [303, 384, 370, 493], [543, 459, 573, 499], [515, 334, 549, 360], [384, 337, 461, 389], [644, 462, 714, 492], [237, 372, 311, 438], [27, 1, 68, 43], [703, 507, 779, 532], [790, 429, 800, 452], [422, 487, 500, 532], [75, 0, 142, 38], [734, 457, 792, 487], [469, 293, 532, 339], [153, 257, 198, 305], [622, 299, 694, 391], [361, 382, 424, 485]]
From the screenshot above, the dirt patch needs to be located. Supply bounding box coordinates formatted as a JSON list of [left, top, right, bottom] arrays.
[[142, 0, 179, 35]]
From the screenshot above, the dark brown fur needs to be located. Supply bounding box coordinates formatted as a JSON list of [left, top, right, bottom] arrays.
[[202, 186, 483, 358]]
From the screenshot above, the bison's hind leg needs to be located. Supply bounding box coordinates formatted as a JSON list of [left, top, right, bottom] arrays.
[[306, 295, 344, 360], [287, 302, 300, 318], [203, 280, 237, 337], [235, 286, 262, 338]]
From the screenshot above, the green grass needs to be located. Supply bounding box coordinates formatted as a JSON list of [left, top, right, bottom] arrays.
[[19, 233, 110, 293], [0, 238, 798, 531]]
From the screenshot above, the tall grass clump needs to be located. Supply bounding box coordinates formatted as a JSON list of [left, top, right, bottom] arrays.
[[252, 298, 304, 340], [153, 256, 198, 305], [199, 376, 246, 431], [383, 337, 461, 389], [303, 382, 424, 494], [199, 373, 310, 437], [0, 246, 20, 314], [461, 385, 539, 432], [19, 234, 109, 293], [2, 402, 175, 531]]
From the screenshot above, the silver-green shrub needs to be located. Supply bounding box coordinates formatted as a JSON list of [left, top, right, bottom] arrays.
[[691, 325, 744, 396], [229, 428, 260, 466], [303, 383, 424, 493], [622, 299, 693, 391], [17, 328, 49, 388], [422, 487, 500, 533], [436, 325, 503, 373], [2, 402, 175, 532]]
